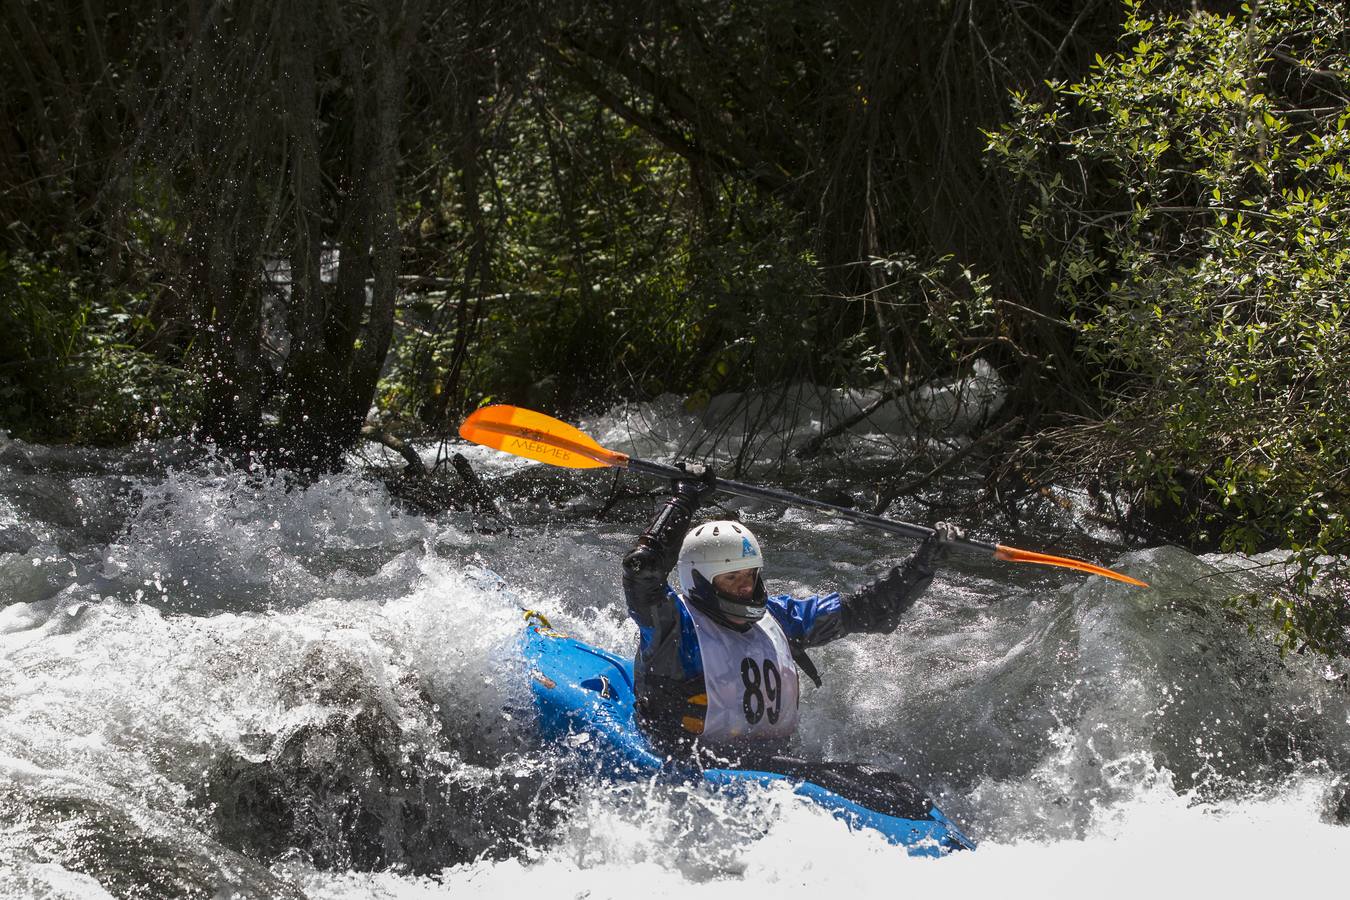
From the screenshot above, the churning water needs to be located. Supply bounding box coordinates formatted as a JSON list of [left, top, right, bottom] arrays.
[[2, 384, 1348, 899]]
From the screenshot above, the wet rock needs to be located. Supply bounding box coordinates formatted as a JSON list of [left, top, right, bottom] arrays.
[[0, 778, 305, 900], [816, 480, 857, 508], [197, 643, 566, 872], [1329, 779, 1350, 825], [0, 523, 38, 554], [200, 702, 568, 872], [0, 549, 69, 606], [0, 437, 110, 476]]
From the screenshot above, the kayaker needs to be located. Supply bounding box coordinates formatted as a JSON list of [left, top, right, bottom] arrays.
[[622, 468, 962, 755]]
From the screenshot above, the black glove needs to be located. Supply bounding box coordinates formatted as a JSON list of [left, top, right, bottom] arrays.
[[933, 520, 966, 542], [671, 462, 718, 508], [913, 520, 966, 570]]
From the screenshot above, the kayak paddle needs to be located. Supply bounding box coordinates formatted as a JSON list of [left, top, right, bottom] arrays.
[[459, 404, 1149, 588]]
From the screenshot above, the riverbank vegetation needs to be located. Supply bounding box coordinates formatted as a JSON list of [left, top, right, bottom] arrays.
[[1, 1, 1345, 655], [990, 0, 1348, 655]]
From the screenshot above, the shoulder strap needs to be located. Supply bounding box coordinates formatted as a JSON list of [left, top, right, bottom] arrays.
[[788, 638, 823, 688]]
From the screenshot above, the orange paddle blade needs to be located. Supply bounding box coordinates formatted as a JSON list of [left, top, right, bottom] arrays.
[[994, 544, 1149, 587], [459, 405, 629, 470]]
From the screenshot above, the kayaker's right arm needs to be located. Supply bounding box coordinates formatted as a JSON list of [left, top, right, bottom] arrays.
[[838, 521, 965, 635], [765, 522, 965, 650]]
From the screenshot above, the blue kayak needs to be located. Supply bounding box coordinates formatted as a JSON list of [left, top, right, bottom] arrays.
[[519, 611, 975, 857]]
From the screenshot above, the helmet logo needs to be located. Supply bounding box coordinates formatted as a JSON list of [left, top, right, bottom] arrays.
[[741, 537, 757, 558]]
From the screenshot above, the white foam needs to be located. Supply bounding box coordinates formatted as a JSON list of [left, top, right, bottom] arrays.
[[448, 364, 1007, 478], [283, 776, 1348, 898]]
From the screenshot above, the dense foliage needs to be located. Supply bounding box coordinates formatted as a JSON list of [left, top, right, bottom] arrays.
[[990, 0, 1349, 653], [4, 0, 1119, 451], [0, 250, 192, 443], [381, 86, 829, 424]]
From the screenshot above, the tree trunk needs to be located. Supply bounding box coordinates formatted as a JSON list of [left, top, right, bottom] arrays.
[[274, 0, 425, 472]]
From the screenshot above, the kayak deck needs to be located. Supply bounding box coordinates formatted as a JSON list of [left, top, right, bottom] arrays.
[[519, 614, 975, 856]]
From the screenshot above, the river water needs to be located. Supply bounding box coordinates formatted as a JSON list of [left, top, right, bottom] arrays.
[[2, 384, 1348, 899]]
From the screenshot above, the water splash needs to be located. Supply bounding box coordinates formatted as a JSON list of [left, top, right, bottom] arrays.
[[1, 399, 1348, 896]]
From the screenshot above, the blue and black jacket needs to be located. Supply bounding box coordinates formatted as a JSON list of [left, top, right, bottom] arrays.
[[622, 484, 939, 748]]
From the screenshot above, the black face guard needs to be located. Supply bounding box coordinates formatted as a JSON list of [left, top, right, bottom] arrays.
[[689, 569, 767, 627]]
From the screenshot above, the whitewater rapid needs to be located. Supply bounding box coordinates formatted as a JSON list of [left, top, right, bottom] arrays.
[[2, 389, 1348, 898]]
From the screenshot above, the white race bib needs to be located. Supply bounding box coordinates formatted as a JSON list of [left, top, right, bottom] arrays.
[[682, 598, 800, 744]]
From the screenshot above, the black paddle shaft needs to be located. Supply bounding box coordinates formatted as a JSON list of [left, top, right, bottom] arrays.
[[625, 457, 999, 555]]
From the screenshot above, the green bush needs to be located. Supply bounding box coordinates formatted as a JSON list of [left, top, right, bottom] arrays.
[[378, 91, 830, 424], [988, 0, 1349, 655], [0, 251, 196, 445]]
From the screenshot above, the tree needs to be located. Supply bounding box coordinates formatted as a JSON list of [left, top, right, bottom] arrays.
[[539, 0, 1129, 402], [141, 1, 422, 470]]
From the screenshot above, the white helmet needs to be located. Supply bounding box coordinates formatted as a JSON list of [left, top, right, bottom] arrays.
[[677, 520, 767, 622]]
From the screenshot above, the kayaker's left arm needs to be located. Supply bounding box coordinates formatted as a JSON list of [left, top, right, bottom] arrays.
[[622, 469, 718, 745], [767, 522, 965, 648]]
